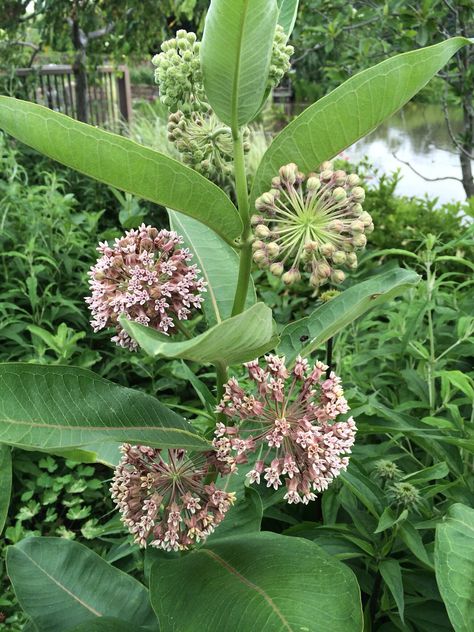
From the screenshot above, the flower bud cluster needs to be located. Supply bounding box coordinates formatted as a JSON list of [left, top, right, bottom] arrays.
[[268, 25, 294, 90], [387, 481, 422, 512], [252, 161, 374, 288], [168, 109, 250, 188], [152, 30, 205, 112], [111, 445, 236, 550], [212, 355, 356, 504], [85, 224, 206, 350]]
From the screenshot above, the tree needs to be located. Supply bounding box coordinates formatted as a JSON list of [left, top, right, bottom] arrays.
[[292, 0, 474, 198]]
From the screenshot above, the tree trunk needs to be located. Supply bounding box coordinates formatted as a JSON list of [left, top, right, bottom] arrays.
[[459, 98, 474, 199], [71, 17, 88, 123]]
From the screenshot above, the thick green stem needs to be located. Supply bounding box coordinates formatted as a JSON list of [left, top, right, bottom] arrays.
[[425, 256, 436, 414], [231, 130, 252, 316]]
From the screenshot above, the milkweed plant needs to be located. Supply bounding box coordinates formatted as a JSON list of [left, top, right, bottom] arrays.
[[0, 1, 471, 630]]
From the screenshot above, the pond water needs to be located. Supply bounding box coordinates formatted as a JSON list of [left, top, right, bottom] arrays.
[[343, 103, 469, 205]]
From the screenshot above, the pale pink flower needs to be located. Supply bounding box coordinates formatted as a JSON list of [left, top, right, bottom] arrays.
[[213, 354, 357, 504], [86, 224, 206, 350], [110, 444, 235, 550]]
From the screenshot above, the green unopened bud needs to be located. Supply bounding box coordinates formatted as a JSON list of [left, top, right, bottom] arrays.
[[255, 224, 271, 238], [255, 192, 275, 211], [282, 268, 301, 285], [306, 176, 321, 192], [351, 186, 365, 202], [319, 243, 336, 257], [347, 173, 360, 187], [252, 239, 265, 251], [352, 203, 363, 214], [346, 253, 358, 268], [270, 262, 284, 277], [316, 262, 331, 278], [333, 170, 347, 185], [352, 233, 367, 248], [351, 220, 365, 233], [271, 176, 282, 188], [359, 211, 372, 226], [266, 242, 280, 257], [253, 249, 267, 264], [332, 187, 347, 202], [251, 215, 265, 226], [365, 222, 375, 234], [331, 269, 346, 284], [374, 459, 401, 482], [320, 169, 333, 182], [320, 160, 333, 171], [328, 219, 344, 233], [388, 482, 421, 511], [332, 251, 346, 265], [304, 240, 319, 254]]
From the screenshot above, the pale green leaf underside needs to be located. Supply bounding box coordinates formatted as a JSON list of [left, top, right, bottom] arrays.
[[251, 37, 471, 203], [0, 364, 209, 451], [201, 0, 279, 128], [169, 210, 256, 326], [0, 97, 241, 241], [7, 537, 156, 632], [0, 444, 12, 534], [435, 503, 474, 632], [150, 532, 363, 632], [121, 302, 278, 365], [278, 268, 420, 362], [277, 0, 299, 37]]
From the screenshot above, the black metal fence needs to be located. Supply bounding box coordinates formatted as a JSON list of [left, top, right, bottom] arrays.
[[7, 65, 132, 126]]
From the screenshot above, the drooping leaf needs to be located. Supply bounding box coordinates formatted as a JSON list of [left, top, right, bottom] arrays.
[[374, 508, 408, 534], [0, 364, 209, 452], [6, 537, 157, 632], [399, 522, 433, 569], [380, 559, 405, 623], [340, 466, 385, 518], [150, 532, 363, 631], [169, 210, 256, 326], [0, 444, 12, 534], [435, 503, 474, 632], [0, 97, 241, 242], [277, 0, 299, 37], [278, 268, 420, 362], [251, 38, 471, 204], [201, 0, 279, 128], [121, 303, 278, 365]]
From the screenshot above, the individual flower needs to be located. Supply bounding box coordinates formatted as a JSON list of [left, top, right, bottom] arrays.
[[268, 24, 294, 90], [252, 161, 374, 288], [85, 224, 206, 350], [111, 444, 236, 550], [213, 354, 356, 504], [152, 30, 206, 112]]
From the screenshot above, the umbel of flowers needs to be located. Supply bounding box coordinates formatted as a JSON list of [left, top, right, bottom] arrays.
[[85, 224, 206, 350], [213, 354, 357, 504], [111, 445, 236, 550], [252, 161, 374, 288]]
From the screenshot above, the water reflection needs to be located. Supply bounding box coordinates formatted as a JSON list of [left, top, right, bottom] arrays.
[[343, 103, 469, 204]]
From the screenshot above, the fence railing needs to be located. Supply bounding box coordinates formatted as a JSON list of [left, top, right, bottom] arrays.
[[8, 65, 132, 126]]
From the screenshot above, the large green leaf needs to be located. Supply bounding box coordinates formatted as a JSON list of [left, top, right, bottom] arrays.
[[379, 559, 405, 623], [0, 444, 12, 534], [121, 302, 278, 365], [201, 0, 279, 128], [150, 532, 363, 631], [278, 268, 420, 362], [435, 503, 474, 632], [0, 364, 209, 452], [0, 97, 241, 242], [277, 0, 299, 37], [169, 210, 256, 326], [7, 537, 156, 632], [250, 37, 471, 204], [66, 619, 150, 632]]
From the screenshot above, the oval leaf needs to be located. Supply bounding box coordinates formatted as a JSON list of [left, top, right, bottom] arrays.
[[169, 210, 256, 326], [201, 0, 279, 129], [121, 302, 278, 365], [150, 532, 363, 631], [6, 537, 156, 632], [0, 444, 12, 534], [277, 0, 299, 37], [435, 503, 474, 632], [0, 364, 209, 452], [251, 37, 471, 204], [278, 268, 420, 362], [0, 97, 241, 242]]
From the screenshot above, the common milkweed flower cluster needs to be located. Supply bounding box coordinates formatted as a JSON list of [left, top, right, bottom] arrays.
[[85, 224, 206, 350], [213, 354, 356, 504], [111, 445, 236, 550], [252, 161, 374, 288]]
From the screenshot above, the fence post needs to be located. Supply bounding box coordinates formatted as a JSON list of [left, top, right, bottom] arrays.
[[116, 66, 132, 124]]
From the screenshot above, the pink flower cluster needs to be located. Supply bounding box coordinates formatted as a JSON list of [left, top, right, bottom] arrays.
[[213, 354, 356, 504], [85, 224, 206, 350], [110, 444, 236, 550]]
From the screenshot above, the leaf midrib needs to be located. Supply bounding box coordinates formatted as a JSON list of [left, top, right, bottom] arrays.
[[231, 0, 251, 132]]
